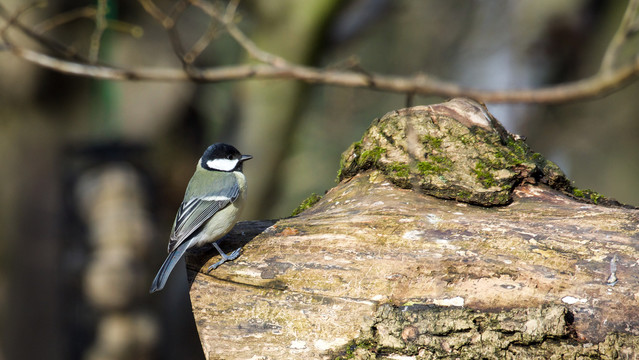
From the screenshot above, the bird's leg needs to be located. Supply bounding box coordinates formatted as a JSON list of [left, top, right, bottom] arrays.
[[206, 242, 242, 273]]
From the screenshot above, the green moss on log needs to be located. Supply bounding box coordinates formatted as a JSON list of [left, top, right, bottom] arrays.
[[291, 192, 323, 216], [337, 98, 622, 207]]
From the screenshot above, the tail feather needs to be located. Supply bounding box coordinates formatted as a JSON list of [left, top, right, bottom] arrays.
[[149, 240, 192, 293]]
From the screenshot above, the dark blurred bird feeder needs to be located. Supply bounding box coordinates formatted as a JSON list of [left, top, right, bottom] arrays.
[[69, 142, 159, 360]]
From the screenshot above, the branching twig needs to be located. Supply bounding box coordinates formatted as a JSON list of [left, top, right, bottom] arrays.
[[190, 0, 288, 66], [88, 0, 108, 63], [33, 6, 96, 34], [0, 1, 85, 60], [164, 0, 189, 62], [183, 11, 220, 64], [138, 0, 169, 26], [600, 0, 639, 73], [2, 0, 639, 104]]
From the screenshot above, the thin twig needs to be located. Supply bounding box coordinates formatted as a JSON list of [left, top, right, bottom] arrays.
[[88, 0, 108, 63], [33, 6, 96, 34], [33, 6, 142, 41], [137, 0, 168, 25], [164, 0, 190, 61], [190, 0, 288, 66], [0, 1, 87, 61], [600, 0, 639, 73], [184, 19, 220, 64], [160, 0, 217, 73], [181, 0, 224, 65], [106, 19, 144, 38], [223, 0, 240, 24]]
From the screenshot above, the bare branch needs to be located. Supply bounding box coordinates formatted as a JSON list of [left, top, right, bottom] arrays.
[[7, 43, 639, 104], [2, 1, 639, 104]]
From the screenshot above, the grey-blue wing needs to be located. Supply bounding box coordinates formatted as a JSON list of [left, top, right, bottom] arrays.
[[168, 198, 228, 252], [167, 181, 240, 253]]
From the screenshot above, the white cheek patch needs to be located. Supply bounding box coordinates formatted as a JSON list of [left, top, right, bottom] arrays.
[[206, 158, 239, 171]]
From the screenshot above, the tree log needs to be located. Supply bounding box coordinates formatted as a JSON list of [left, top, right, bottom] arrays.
[[187, 98, 639, 359]]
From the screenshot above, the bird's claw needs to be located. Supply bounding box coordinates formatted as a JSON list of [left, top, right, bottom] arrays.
[[206, 243, 242, 273], [227, 247, 242, 260], [206, 259, 225, 273]]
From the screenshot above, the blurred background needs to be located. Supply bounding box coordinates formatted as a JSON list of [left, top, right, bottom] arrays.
[[1, 0, 638, 359]]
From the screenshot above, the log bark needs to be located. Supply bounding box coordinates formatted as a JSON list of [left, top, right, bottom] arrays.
[[187, 98, 639, 359]]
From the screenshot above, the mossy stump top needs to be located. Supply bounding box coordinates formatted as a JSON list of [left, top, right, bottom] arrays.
[[187, 98, 639, 359], [338, 98, 604, 207]]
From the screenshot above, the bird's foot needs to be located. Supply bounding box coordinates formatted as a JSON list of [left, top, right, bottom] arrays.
[[206, 243, 242, 273], [226, 247, 242, 261], [206, 259, 225, 273]]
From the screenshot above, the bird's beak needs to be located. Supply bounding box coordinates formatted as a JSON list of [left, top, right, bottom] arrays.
[[241, 154, 253, 162]]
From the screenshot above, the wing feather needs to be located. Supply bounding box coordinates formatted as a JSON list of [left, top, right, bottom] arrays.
[[167, 177, 240, 252]]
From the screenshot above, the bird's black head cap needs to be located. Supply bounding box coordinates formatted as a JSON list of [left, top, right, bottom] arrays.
[[201, 143, 252, 172]]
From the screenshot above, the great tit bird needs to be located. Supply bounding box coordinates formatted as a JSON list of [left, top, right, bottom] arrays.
[[150, 143, 252, 293]]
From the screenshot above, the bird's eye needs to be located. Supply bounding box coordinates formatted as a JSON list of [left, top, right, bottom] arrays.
[[227, 155, 234, 160]]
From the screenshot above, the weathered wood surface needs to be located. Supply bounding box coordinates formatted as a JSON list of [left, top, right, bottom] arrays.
[[187, 99, 639, 359]]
